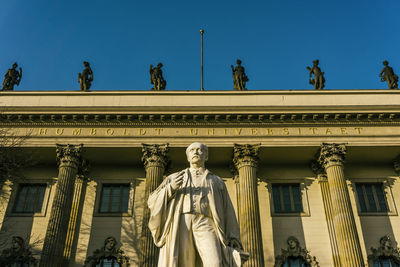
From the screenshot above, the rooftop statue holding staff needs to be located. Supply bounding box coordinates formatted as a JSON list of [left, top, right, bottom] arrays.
[[2, 62, 22, 91], [78, 61, 93, 91], [150, 63, 166, 90], [231, 59, 248, 90], [148, 142, 248, 267], [379, 60, 399, 89], [306, 59, 325, 90]]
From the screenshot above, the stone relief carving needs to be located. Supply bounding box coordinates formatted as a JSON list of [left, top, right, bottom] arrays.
[[0, 236, 37, 267], [306, 60, 325, 90], [368, 235, 400, 266], [78, 61, 93, 91], [379, 60, 399, 89], [84, 236, 130, 267], [231, 59, 248, 91], [2, 62, 22, 91], [150, 63, 166, 90], [274, 236, 319, 267]]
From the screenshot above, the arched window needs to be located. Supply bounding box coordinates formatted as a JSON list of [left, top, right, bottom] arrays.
[[373, 257, 400, 267], [283, 257, 310, 267], [369, 236, 400, 267]]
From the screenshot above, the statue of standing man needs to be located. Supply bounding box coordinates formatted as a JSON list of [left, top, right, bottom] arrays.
[[231, 59, 248, 90], [150, 63, 166, 90], [78, 61, 93, 91], [379, 60, 399, 89], [2, 62, 22, 91], [306, 60, 325, 90], [148, 142, 248, 267]]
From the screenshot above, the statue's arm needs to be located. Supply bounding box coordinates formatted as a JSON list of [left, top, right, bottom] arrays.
[[379, 68, 385, 77]]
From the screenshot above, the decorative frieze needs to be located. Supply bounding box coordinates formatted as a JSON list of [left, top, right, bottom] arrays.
[[1, 112, 400, 126]]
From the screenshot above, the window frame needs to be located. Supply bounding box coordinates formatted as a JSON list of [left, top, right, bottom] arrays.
[[350, 178, 397, 216], [268, 179, 311, 217], [8, 180, 52, 217], [94, 180, 135, 217]]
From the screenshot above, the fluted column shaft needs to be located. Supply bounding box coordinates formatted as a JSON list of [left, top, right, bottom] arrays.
[[233, 144, 264, 267], [139, 144, 169, 267], [40, 144, 83, 267], [63, 172, 88, 263], [318, 175, 341, 266], [318, 143, 364, 267]]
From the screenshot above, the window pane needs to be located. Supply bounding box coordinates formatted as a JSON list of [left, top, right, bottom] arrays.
[[99, 184, 130, 213], [14, 184, 46, 213], [272, 185, 282, 213], [374, 184, 388, 212], [282, 186, 291, 212], [100, 186, 110, 212], [365, 184, 377, 212], [292, 184, 302, 212], [356, 184, 367, 212], [110, 186, 120, 212]]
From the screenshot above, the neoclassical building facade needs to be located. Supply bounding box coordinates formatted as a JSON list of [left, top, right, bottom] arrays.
[[1, 90, 400, 267]]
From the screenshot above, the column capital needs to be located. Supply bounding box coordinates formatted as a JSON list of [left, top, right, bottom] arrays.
[[233, 143, 260, 170], [141, 143, 169, 169], [393, 155, 400, 175], [318, 143, 346, 169], [56, 144, 83, 169]]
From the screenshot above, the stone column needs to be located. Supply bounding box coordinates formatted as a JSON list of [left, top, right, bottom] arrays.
[[233, 144, 264, 267], [318, 143, 364, 267], [40, 144, 83, 267], [139, 144, 169, 267], [63, 160, 90, 264], [311, 161, 341, 267]]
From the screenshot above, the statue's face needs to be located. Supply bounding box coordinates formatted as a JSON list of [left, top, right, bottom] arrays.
[[186, 143, 208, 165], [288, 239, 297, 249], [105, 238, 116, 251], [12, 239, 22, 251]]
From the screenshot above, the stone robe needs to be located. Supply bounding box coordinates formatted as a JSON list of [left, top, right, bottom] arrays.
[[148, 168, 242, 267]]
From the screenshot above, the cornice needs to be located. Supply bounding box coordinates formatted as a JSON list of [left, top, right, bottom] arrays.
[[1, 112, 400, 127]]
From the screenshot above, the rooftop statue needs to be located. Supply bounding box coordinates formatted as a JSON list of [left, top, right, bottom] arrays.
[[306, 60, 325, 90], [231, 59, 248, 90], [84, 236, 130, 267], [150, 63, 166, 90], [2, 62, 22, 91], [379, 60, 399, 89], [148, 142, 249, 266], [78, 61, 93, 91], [0, 236, 37, 267]]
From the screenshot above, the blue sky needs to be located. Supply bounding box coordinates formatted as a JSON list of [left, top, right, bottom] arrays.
[[0, 0, 399, 91]]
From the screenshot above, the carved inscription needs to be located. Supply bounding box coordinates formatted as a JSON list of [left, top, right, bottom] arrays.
[[5, 126, 385, 138]]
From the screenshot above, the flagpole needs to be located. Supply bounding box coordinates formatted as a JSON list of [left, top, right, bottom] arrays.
[[200, 29, 204, 91]]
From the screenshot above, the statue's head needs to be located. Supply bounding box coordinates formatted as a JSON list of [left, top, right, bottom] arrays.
[[236, 59, 242, 65], [380, 235, 392, 250], [186, 142, 208, 166], [104, 236, 117, 252], [157, 63, 163, 68], [83, 61, 90, 67], [12, 62, 18, 69], [12, 236, 24, 252], [383, 60, 389, 66], [287, 236, 299, 250], [313, 60, 319, 65]]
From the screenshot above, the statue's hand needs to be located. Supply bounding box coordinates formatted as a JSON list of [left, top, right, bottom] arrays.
[[169, 170, 185, 191], [228, 239, 241, 250]]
